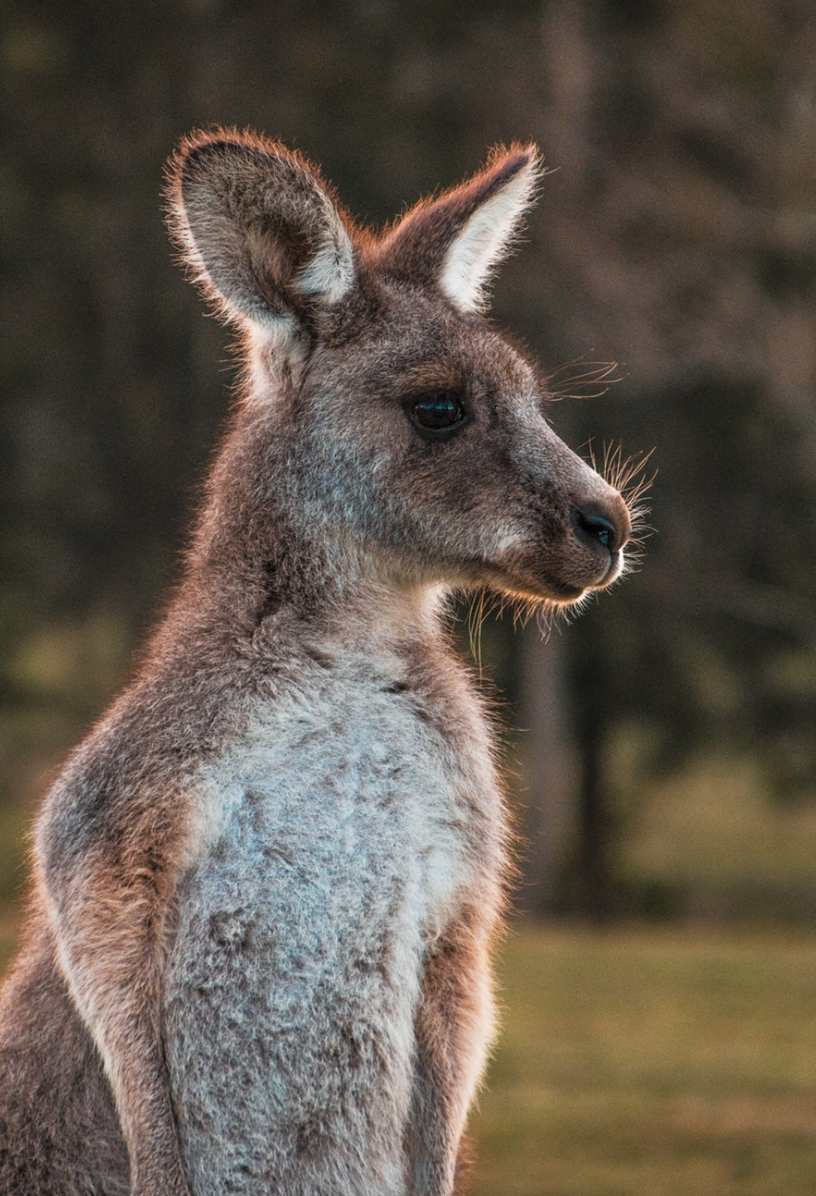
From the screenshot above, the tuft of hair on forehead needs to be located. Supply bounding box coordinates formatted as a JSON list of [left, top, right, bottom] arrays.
[[374, 144, 543, 313]]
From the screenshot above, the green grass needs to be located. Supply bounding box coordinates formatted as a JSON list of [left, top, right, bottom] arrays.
[[2, 917, 815, 1192], [470, 925, 816, 1196]]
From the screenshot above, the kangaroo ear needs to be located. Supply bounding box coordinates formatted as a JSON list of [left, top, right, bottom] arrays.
[[167, 129, 356, 340], [375, 145, 541, 313]]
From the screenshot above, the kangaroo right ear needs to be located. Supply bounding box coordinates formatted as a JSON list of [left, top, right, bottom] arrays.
[[375, 144, 541, 313], [167, 130, 356, 341]]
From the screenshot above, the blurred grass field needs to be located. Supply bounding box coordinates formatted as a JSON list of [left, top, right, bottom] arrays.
[[469, 925, 816, 1196], [2, 915, 815, 1195]]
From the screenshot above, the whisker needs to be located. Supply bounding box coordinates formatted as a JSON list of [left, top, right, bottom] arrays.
[[546, 359, 623, 402], [596, 442, 657, 548]]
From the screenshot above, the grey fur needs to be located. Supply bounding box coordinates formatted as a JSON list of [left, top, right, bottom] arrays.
[[0, 130, 631, 1196]]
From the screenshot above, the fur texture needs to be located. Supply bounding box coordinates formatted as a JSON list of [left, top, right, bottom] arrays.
[[0, 130, 631, 1196]]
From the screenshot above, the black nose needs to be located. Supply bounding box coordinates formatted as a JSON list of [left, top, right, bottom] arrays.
[[572, 506, 623, 553]]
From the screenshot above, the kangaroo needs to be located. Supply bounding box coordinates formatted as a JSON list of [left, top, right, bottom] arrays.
[[0, 129, 632, 1196]]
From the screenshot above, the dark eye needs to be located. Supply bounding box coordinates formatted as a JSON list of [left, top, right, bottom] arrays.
[[410, 392, 467, 434]]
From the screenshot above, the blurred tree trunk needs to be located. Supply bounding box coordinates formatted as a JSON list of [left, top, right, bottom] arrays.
[[570, 605, 623, 924], [516, 628, 578, 917], [573, 651, 615, 924]]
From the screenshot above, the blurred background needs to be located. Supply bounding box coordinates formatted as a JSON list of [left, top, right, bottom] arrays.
[[2, 1, 816, 1191]]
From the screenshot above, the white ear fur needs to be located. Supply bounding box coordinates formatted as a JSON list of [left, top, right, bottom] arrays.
[[291, 237, 356, 305], [439, 158, 540, 312]]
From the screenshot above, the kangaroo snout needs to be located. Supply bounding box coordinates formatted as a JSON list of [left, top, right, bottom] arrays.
[[572, 488, 631, 565], [569, 482, 632, 588]]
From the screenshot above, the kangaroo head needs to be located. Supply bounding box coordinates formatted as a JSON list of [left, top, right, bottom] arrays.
[[168, 129, 631, 610]]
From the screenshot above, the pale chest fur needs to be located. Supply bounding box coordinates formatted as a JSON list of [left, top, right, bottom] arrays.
[[162, 654, 505, 1192], [181, 651, 504, 930]]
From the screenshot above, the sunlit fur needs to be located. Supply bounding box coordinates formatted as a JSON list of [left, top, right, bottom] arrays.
[[0, 130, 636, 1196]]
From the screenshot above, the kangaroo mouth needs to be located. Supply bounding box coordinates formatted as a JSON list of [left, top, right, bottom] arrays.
[[596, 549, 625, 589], [475, 564, 589, 606], [477, 542, 624, 606]]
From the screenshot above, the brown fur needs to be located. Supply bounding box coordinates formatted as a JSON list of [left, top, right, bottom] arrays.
[[0, 130, 632, 1196]]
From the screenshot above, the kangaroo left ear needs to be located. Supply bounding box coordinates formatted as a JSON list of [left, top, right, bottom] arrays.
[[375, 145, 541, 312], [166, 128, 356, 345]]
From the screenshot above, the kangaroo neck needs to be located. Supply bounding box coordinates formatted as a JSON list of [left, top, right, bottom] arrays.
[[155, 529, 450, 675]]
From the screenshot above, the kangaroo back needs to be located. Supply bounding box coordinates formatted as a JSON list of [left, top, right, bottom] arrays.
[[0, 131, 632, 1196]]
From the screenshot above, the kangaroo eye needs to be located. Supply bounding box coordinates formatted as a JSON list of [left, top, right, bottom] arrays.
[[410, 392, 466, 434]]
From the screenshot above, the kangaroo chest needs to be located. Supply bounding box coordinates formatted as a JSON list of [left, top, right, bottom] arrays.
[[162, 663, 502, 1192]]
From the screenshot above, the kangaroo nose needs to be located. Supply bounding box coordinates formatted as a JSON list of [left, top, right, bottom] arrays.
[[572, 498, 631, 554]]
